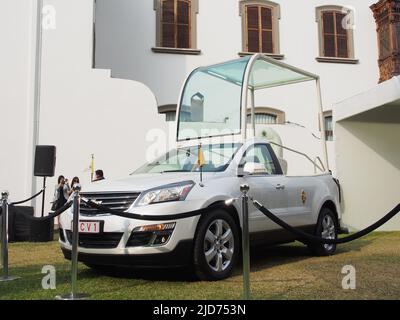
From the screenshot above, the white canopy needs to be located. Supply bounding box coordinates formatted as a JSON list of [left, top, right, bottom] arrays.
[[176, 54, 328, 170]]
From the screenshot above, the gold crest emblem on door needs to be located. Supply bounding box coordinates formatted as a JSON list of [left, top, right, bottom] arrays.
[[301, 190, 307, 205]]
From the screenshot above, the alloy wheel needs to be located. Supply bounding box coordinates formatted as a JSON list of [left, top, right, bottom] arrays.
[[203, 219, 235, 272], [321, 215, 336, 251]]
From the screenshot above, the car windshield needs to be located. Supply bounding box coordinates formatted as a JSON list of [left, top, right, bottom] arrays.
[[134, 144, 242, 174], [177, 58, 250, 141]]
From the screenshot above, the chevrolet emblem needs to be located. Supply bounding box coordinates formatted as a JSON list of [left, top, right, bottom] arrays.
[[301, 190, 307, 205]]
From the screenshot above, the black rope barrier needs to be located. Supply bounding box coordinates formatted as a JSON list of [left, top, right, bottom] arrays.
[[252, 199, 400, 245], [83, 196, 400, 245], [82, 198, 210, 221], [9, 189, 45, 206], [9, 201, 73, 222]]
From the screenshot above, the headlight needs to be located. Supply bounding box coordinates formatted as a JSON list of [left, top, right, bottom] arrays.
[[135, 181, 195, 207]]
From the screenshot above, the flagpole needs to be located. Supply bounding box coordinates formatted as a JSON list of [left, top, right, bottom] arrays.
[[198, 144, 204, 183], [90, 154, 94, 182]]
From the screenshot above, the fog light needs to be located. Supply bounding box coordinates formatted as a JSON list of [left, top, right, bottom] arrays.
[[126, 223, 176, 247]]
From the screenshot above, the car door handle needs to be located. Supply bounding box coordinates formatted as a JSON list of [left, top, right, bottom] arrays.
[[276, 184, 285, 190]]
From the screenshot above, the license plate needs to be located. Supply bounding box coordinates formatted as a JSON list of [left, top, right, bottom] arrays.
[[73, 221, 102, 234]]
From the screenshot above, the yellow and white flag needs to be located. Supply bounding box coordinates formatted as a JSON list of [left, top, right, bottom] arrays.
[[83, 154, 95, 178], [197, 145, 205, 167]]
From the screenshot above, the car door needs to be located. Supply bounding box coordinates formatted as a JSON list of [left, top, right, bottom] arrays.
[[240, 144, 289, 232], [284, 176, 317, 227]]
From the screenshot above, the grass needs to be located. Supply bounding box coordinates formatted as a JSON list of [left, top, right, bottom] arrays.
[[1, 232, 400, 300]]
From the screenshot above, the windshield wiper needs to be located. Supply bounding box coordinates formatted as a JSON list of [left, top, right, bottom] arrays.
[[161, 170, 190, 173]]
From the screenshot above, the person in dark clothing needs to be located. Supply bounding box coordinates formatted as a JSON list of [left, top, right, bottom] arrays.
[[69, 176, 80, 194], [52, 175, 69, 210], [94, 169, 105, 182]]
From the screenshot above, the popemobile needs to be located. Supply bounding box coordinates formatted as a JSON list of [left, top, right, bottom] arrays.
[[59, 54, 341, 280]]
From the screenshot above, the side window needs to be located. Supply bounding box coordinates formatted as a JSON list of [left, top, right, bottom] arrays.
[[241, 144, 280, 175]]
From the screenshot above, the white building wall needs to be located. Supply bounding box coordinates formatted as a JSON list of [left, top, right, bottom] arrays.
[[94, 0, 380, 175], [0, 0, 36, 202], [336, 121, 400, 231], [1, 0, 167, 215]]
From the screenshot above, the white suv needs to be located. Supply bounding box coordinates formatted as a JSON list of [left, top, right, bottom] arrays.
[[59, 138, 341, 280]]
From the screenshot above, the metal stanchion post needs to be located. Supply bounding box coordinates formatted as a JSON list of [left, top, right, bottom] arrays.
[[0, 191, 20, 282], [56, 184, 89, 300], [240, 184, 251, 300]]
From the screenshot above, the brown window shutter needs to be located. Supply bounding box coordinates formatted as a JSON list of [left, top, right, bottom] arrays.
[[177, 0, 189, 24], [261, 6, 272, 30], [261, 6, 273, 53], [246, 5, 275, 54], [322, 12, 336, 57], [247, 6, 260, 52], [322, 11, 349, 58], [247, 6, 259, 29], [262, 30, 273, 53], [177, 0, 190, 48], [161, 0, 175, 47], [335, 13, 349, 58]]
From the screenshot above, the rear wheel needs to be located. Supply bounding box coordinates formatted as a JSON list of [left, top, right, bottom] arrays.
[[193, 209, 239, 281], [308, 207, 338, 256]]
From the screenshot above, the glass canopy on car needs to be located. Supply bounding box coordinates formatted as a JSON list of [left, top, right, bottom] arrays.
[[176, 54, 319, 142]]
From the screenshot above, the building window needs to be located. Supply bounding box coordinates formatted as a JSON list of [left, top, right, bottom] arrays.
[[316, 6, 358, 63], [324, 112, 333, 141], [246, 107, 285, 125], [165, 111, 176, 122], [239, 1, 282, 58], [247, 113, 277, 124], [153, 0, 200, 54]]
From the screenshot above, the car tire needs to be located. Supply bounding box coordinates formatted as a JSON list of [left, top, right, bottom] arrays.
[[308, 207, 338, 256], [193, 209, 240, 281]]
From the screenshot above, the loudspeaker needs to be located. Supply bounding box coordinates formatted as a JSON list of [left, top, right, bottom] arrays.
[[34, 145, 56, 177]]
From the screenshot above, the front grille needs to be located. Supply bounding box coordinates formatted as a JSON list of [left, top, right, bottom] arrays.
[[66, 231, 123, 249], [80, 192, 140, 216]]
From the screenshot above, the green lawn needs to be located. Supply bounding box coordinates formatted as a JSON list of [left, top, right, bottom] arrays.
[[1, 232, 400, 300]]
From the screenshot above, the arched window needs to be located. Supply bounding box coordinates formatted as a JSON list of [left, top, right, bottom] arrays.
[[239, 0, 282, 58], [153, 0, 200, 54], [247, 113, 277, 124], [246, 107, 286, 125], [316, 5, 357, 63]]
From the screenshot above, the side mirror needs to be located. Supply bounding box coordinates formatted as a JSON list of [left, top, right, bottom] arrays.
[[242, 162, 268, 176]]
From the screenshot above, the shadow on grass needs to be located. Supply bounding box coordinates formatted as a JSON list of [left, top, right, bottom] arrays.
[[82, 237, 373, 282]]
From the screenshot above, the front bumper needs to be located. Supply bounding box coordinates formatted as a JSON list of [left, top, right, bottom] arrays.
[[58, 201, 202, 267], [61, 239, 193, 267]]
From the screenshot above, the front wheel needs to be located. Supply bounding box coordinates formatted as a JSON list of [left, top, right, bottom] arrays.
[[308, 207, 338, 256], [193, 209, 240, 281]]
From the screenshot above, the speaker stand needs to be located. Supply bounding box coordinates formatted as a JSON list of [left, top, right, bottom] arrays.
[[41, 176, 46, 218]]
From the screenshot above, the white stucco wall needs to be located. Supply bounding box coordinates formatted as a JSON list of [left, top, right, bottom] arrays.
[[0, 0, 37, 202], [335, 120, 400, 231], [94, 0, 380, 174], [1, 0, 168, 215]]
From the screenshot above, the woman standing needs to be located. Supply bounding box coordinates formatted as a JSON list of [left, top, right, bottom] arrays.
[[52, 175, 69, 211], [69, 177, 80, 194]]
